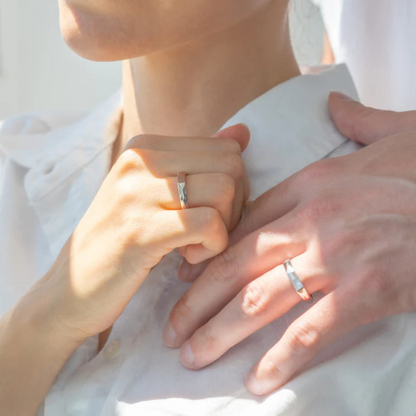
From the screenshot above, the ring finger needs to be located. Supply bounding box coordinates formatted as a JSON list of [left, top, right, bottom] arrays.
[[177, 253, 324, 370], [159, 173, 237, 229]]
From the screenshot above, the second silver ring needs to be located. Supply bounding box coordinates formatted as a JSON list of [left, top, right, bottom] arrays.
[[283, 259, 313, 303], [177, 171, 189, 209]]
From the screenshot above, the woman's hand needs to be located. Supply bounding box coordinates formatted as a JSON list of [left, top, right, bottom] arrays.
[[163, 93, 416, 395], [24, 123, 250, 345]]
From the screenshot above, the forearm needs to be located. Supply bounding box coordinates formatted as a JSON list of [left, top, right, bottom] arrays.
[[0, 289, 82, 416]]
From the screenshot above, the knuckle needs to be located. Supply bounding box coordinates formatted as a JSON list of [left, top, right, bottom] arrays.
[[199, 207, 223, 231], [298, 159, 335, 188], [210, 249, 237, 284], [224, 153, 244, 181], [350, 266, 389, 325], [362, 266, 390, 297], [324, 218, 383, 262], [239, 280, 269, 318], [265, 355, 286, 380], [114, 179, 137, 214], [198, 206, 216, 226], [297, 196, 339, 224], [285, 321, 320, 355], [195, 325, 219, 353], [216, 173, 236, 202], [320, 226, 357, 261], [128, 133, 158, 150], [117, 148, 145, 173], [221, 137, 243, 154], [354, 107, 382, 141], [196, 208, 228, 254]]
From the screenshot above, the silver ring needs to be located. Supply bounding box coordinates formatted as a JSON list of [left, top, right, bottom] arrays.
[[283, 259, 313, 303], [177, 171, 189, 209]]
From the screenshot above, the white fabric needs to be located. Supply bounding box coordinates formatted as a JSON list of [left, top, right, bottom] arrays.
[[1, 64, 415, 416], [312, 0, 416, 111]]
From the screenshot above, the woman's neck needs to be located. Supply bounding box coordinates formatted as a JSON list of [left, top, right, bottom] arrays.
[[114, 1, 300, 161]]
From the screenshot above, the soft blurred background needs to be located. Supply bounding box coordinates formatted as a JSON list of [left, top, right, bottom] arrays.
[[0, 0, 324, 119]]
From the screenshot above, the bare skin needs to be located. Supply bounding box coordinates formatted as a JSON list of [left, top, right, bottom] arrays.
[[3, 0, 416, 412], [0, 123, 250, 416], [0, 1, 299, 415], [165, 93, 416, 395]]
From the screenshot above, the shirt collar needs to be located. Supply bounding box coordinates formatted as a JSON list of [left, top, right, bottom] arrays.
[[0, 64, 358, 259], [220, 63, 359, 199]]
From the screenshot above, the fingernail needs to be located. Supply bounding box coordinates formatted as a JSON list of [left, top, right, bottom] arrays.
[[330, 91, 354, 101], [246, 370, 264, 395], [180, 341, 195, 369], [163, 321, 178, 347], [178, 259, 191, 280]]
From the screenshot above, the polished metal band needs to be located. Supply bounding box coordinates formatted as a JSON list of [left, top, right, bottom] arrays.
[[177, 171, 189, 209], [283, 259, 313, 303]]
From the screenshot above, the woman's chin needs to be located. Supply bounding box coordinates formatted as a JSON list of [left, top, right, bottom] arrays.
[[61, 29, 122, 62], [60, 24, 144, 62], [59, 13, 165, 62], [59, 4, 126, 61], [59, 13, 115, 61]]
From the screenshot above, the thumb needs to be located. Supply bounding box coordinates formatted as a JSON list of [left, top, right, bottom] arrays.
[[214, 123, 251, 152], [329, 91, 416, 145]]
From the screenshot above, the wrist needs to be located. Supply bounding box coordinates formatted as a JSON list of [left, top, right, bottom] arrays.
[[12, 274, 86, 356], [0, 280, 82, 416]]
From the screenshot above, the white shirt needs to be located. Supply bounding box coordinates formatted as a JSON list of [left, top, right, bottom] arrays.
[[1, 65, 416, 416], [312, 0, 416, 111]]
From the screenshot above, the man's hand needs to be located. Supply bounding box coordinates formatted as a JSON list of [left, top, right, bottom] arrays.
[[163, 92, 416, 396]]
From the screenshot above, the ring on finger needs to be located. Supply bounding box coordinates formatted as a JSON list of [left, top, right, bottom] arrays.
[[283, 259, 313, 303], [177, 171, 189, 209]]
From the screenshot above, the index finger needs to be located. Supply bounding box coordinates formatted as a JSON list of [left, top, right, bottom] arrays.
[[125, 133, 244, 154]]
